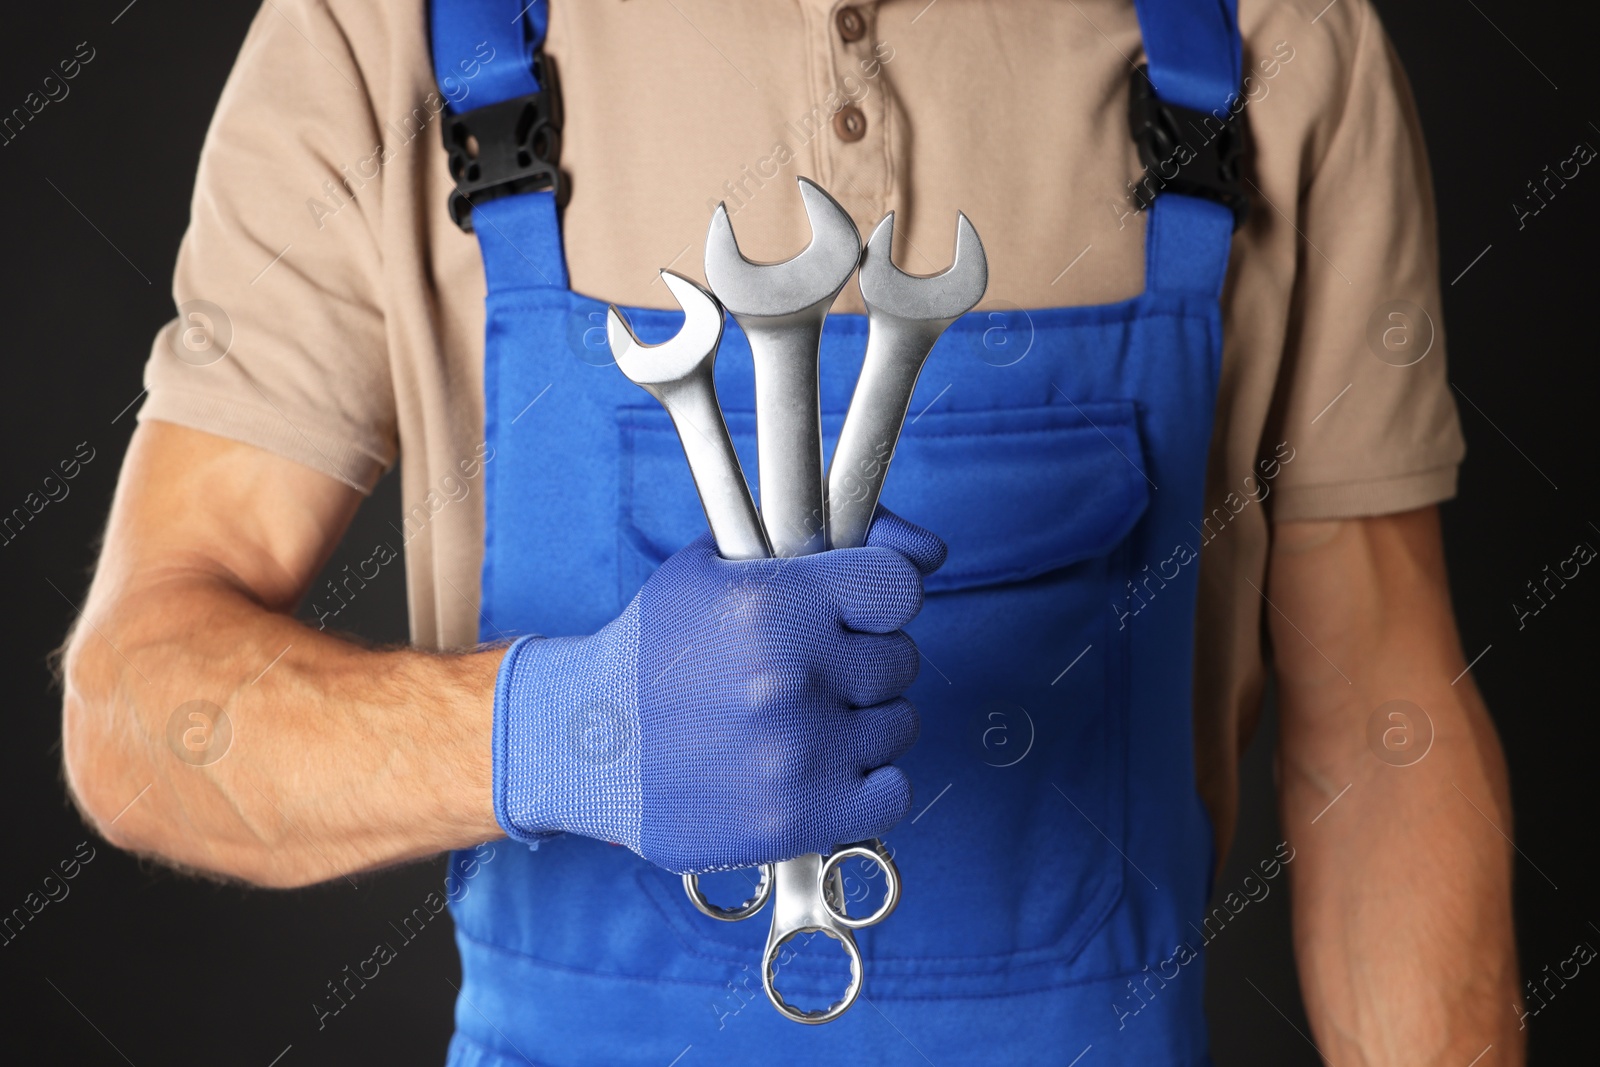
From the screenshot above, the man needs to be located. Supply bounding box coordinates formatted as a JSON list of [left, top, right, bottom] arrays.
[[59, 0, 1520, 1062]]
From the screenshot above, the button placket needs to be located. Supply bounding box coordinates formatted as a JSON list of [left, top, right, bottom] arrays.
[[822, 1, 891, 230]]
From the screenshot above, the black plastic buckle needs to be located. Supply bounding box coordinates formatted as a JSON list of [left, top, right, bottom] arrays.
[[443, 53, 565, 233], [1128, 64, 1249, 229]]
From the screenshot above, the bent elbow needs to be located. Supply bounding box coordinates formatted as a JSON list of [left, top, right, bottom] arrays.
[[60, 684, 333, 890], [59, 647, 142, 853]]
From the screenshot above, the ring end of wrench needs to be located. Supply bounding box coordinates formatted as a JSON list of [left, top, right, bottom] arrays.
[[683, 865, 774, 922], [761, 923, 864, 1025]]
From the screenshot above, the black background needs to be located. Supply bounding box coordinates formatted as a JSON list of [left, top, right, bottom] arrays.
[[2, 1, 1596, 1063]]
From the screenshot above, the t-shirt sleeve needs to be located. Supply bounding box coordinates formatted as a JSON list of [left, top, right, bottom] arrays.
[[138, 0, 395, 492], [1263, 0, 1465, 521]]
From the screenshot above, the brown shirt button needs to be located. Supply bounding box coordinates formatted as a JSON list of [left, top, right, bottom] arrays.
[[833, 104, 867, 142], [836, 6, 867, 43]]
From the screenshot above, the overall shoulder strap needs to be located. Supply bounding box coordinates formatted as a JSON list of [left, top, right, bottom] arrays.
[[430, 0, 569, 289], [1130, 0, 1243, 298]]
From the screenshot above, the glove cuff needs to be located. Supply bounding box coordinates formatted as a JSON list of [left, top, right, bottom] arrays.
[[491, 614, 644, 851]]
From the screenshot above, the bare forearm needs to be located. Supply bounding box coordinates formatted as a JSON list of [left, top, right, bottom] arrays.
[[1270, 511, 1521, 1065], [62, 574, 502, 887], [1279, 678, 1518, 1064]]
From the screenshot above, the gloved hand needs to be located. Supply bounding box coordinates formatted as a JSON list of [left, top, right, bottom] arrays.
[[493, 509, 946, 874]]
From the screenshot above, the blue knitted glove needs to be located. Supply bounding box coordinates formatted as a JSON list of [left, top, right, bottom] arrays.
[[493, 509, 946, 874]]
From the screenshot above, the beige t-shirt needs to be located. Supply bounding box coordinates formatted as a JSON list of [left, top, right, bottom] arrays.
[[139, 0, 1464, 859]]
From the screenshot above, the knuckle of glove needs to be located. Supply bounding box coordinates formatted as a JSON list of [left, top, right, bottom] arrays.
[[835, 767, 912, 845], [742, 712, 849, 830], [874, 630, 921, 694], [874, 767, 916, 827], [716, 561, 820, 627], [830, 547, 924, 633], [744, 761, 836, 858], [865, 697, 921, 766], [866, 509, 949, 577], [829, 630, 919, 707], [738, 661, 813, 725]]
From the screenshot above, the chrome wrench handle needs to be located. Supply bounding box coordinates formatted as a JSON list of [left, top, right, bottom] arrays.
[[827, 212, 988, 549], [825, 315, 946, 549], [654, 375, 770, 561], [704, 180, 861, 557], [741, 310, 830, 555], [606, 271, 769, 562], [705, 178, 886, 1023]]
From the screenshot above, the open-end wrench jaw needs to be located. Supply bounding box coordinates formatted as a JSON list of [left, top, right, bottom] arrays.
[[858, 210, 988, 326], [605, 269, 725, 388], [607, 270, 770, 562], [704, 178, 863, 318], [826, 211, 989, 550], [703, 177, 863, 558]]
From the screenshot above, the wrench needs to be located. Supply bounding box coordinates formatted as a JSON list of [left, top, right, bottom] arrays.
[[826, 211, 988, 550], [704, 177, 861, 557], [606, 270, 769, 564], [706, 179, 907, 1024], [609, 263, 894, 1023], [608, 271, 781, 924]]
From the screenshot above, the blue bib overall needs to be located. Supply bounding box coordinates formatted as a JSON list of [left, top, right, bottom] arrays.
[[431, 2, 1240, 1063]]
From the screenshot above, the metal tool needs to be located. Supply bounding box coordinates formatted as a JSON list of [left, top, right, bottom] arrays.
[[609, 263, 898, 1024], [743, 210, 984, 1021], [760, 841, 899, 1022], [826, 211, 988, 549], [606, 270, 769, 563], [608, 271, 780, 923], [704, 178, 902, 1025], [704, 177, 861, 557], [609, 186, 980, 1025]]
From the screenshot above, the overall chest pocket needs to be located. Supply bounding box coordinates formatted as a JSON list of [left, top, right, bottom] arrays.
[[617, 400, 1152, 982], [616, 403, 1148, 593]]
